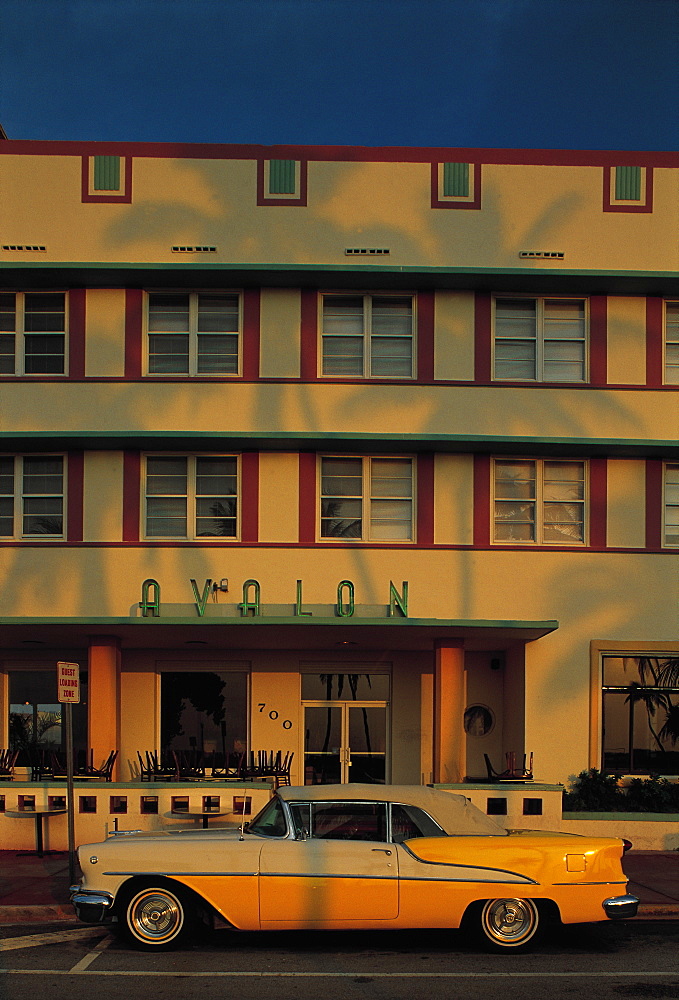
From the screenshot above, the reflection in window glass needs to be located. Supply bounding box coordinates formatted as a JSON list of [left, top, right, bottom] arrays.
[[160, 671, 248, 764], [602, 656, 679, 774], [301, 673, 390, 701], [9, 670, 88, 764]]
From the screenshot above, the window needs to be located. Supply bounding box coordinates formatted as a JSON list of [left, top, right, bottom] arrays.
[[257, 159, 307, 205], [431, 161, 482, 209], [144, 456, 238, 539], [320, 457, 414, 541], [82, 154, 132, 202], [665, 302, 679, 385], [665, 464, 679, 547], [160, 670, 248, 755], [321, 294, 414, 378], [493, 459, 586, 545], [0, 456, 64, 538], [9, 669, 88, 764], [494, 297, 586, 382], [602, 655, 679, 774], [0, 292, 66, 375], [603, 165, 652, 212], [146, 292, 240, 375]]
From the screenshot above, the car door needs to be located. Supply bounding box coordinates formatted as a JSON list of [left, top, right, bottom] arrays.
[[259, 800, 398, 927]]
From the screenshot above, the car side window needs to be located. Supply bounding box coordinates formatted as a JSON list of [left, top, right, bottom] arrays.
[[246, 796, 288, 837], [390, 804, 445, 843], [309, 802, 387, 841]]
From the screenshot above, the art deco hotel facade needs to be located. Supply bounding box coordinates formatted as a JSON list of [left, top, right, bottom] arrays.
[[0, 139, 677, 842]]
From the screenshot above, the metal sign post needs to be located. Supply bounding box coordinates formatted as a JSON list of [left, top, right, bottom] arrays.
[[57, 662, 80, 886]]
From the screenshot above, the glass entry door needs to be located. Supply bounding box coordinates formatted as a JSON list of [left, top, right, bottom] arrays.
[[304, 703, 388, 784]]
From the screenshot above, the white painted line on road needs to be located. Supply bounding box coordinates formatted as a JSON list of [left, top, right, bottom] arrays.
[[0, 970, 678, 978], [0, 928, 108, 952], [68, 933, 113, 973]]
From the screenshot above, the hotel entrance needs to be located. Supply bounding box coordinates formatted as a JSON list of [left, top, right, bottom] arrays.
[[302, 672, 389, 784]]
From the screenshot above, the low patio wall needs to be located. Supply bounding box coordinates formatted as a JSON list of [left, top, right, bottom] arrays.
[[0, 781, 275, 852], [435, 783, 565, 830], [561, 813, 679, 851]]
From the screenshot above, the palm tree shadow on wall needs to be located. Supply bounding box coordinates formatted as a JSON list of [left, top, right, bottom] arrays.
[[617, 658, 679, 773]]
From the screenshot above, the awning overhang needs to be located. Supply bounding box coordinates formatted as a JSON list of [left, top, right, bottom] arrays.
[[0, 616, 559, 652]]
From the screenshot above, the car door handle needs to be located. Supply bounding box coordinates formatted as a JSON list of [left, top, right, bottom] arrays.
[[372, 848, 392, 855]]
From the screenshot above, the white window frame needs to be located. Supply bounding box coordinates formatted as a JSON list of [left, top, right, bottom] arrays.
[[320, 293, 416, 379], [664, 463, 679, 548], [0, 454, 65, 539], [319, 455, 415, 543], [0, 291, 68, 377], [492, 295, 588, 383], [492, 457, 588, 546], [143, 454, 239, 541], [145, 291, 242, 377], [665, 301, 679, 386]]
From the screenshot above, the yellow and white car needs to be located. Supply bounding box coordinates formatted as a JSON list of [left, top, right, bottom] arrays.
[[71, 783, 638, 951]]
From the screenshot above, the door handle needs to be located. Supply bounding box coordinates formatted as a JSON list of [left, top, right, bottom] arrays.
[[372, 848, 392, 856]]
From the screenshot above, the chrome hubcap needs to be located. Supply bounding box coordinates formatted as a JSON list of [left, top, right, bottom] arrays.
[[482, 898, 538, 945], [130, 890, 183, 942]]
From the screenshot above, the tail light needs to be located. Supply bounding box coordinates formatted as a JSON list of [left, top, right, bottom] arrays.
[[622, 839, 633, 853]]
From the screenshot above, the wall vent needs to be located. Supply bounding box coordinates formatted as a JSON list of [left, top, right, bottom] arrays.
[[345, 247, 390, 256], [519, 251, 564, 259], [2, 244, 47, 252], [171, 245, 217, 253]]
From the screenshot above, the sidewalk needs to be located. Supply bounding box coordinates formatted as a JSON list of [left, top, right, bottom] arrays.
[[0, 849, 677, 924]]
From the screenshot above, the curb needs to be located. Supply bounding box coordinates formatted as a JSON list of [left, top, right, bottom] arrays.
[[0, 904, 75, 924]]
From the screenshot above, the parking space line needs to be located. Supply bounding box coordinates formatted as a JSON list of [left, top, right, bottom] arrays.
[[0, 928, 108, 952], [68, 934, 114, 973], [0, 970, 678, 979]]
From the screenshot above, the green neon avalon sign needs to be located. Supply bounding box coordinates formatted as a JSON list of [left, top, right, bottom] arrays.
[[139, 578, 409, 619]]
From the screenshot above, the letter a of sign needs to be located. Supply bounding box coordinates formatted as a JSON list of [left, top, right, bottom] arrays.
[[57, 661, 81, 704]]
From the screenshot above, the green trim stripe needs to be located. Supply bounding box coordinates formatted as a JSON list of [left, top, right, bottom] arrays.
[[0, 615, 559, 630], [93, 156, 121, 191]]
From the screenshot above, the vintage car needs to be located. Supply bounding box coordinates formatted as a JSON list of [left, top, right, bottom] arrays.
[[71, 783, 638, 951]]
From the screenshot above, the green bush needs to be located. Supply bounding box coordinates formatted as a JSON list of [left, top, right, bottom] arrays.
[[563, 769, 679, 812], [563, 769, 623, 811]]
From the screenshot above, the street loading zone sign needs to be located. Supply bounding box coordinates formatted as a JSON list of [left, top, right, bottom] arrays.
[[57, 661, 80, 704]]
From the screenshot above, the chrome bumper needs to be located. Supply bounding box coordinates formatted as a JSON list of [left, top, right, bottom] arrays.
[[603, 893, 639, 919], [70, 886, 115, 924]]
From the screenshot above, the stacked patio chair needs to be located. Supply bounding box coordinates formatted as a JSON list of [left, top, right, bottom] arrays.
[[0, 748, 19, 780]]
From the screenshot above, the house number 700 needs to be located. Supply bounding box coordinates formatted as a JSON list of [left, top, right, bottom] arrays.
[[258, 703, 293, 730]]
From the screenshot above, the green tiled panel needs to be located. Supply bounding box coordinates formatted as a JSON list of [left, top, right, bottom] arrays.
[[94, 156, 121, 191], [615, 165, 641, 201], [443, 162, 470, 198], [269, 159, 296, 195]]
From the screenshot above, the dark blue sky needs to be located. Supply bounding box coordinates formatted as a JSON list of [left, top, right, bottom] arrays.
[[1, 0, 677, 149]]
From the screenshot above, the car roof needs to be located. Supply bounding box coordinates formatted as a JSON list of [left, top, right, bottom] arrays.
[[277, 784, 506, 836]]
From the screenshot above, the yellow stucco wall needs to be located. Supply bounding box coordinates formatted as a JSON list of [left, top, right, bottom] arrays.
[[3, 383, 673, 445], [606, 459, 647, 549], [433, 454, 474, 545], [1, 151, 677, 272], [433, 291, 475, 382], [258, 453, 299, 542], [606, 296, 647, 386], [84, 289, 127, 378], [83, 451, 124, 542], [259, 289, 301, 378]]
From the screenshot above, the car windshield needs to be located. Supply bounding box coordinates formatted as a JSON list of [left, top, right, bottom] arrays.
[[246, 796, 288, 838]]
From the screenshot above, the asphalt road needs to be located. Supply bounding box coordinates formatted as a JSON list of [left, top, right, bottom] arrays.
[[0, 920, 678, 1000]]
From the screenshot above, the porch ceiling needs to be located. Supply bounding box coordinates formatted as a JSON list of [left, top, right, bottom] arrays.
[[0, 616, 558, 652]]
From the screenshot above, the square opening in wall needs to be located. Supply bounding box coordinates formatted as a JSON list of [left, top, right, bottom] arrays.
[[110, 796, 128, 814], [172, 797, 189, 813], [486, 797, 507, 816], [18, 795, 35, 811], [203, 795, 220, 812], [141, 796, 158, 815], [523, 798, 543, 816], [233, 795, 251, 815], [49, 796, 66, 811], [0, 796, 5, 813], [79, 796, 97, 814]]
